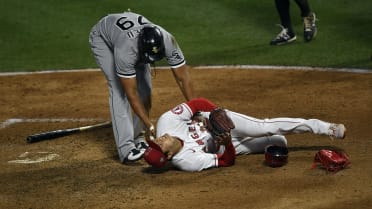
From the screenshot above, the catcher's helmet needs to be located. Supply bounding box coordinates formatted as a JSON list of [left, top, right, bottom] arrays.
[[265, 145, 288, 167], [138, 25, 165, 64]]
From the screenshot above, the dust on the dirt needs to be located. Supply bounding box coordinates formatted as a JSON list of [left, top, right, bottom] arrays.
[[0, 68, 371, 209]]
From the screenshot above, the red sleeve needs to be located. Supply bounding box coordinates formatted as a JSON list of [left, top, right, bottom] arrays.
[[185, 97, 217, 114], [217, 142, 236, 167]]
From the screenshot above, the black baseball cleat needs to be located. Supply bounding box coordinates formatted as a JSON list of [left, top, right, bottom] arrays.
[[134, 131, 149, 152], [303, 12, 317, 42], [137, 141, 149, 152], [270, 25, 296, 45], [125, 148, 145, 162]]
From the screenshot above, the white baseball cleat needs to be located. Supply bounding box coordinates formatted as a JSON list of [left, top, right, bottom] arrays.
[[328, 124, 346, 139]]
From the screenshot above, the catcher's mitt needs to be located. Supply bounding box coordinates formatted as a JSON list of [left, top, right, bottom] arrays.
[[208, 108, 235, 137], [311, 149, 350, 172]]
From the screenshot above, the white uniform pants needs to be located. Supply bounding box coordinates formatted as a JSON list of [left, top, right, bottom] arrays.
[[228, 111, 331, 155]]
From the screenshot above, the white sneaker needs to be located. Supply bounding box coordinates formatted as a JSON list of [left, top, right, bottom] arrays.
[[328, 124, 346, 139], [270, 25, 297, 45]]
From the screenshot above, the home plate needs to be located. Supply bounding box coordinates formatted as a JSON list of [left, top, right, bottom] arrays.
[[8, 151, 60, 164]]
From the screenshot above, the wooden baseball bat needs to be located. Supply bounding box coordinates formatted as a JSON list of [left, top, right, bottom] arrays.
[[26, 121, 112, 143]]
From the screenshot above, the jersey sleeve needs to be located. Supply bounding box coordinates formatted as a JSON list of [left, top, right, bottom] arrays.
[[156, 97, 217, 134], [114, 42, 138, 78], [185, 97, 218, 114], [157, 97, 217, 124], [156, 25, 186, 68], [156, 103, 194, 137], [156, 98, 216, 137]]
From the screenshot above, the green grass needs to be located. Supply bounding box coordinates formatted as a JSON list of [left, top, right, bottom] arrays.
[[0, 0, 371, 72]]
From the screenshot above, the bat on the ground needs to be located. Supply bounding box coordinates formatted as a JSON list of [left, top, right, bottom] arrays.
[[26, 121, 112, 143]]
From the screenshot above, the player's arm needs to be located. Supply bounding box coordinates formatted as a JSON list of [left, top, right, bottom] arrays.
[[185, 97, 218, 114], [173, 143, 235, 172], [173, 151, 219, 172], [120, 77, 153, 129], [171, 64, 195, 101], [161, 28, 194, 101], [217, 141, 236, 167]]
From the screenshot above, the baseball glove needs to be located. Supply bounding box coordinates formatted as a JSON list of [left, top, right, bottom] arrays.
[[311, 149, 350, 172], [208, 108, 235, 137]]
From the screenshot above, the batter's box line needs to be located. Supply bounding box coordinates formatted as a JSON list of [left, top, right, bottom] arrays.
[[0, 118, 108, 129]]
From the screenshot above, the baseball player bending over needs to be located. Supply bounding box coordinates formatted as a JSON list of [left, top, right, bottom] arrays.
[[144, 98, 346, 172], [89, 11, 195, 163]]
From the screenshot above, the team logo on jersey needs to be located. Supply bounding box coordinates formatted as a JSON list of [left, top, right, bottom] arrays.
[[172, 51, 182, 61], [171, 105, 184, 115]]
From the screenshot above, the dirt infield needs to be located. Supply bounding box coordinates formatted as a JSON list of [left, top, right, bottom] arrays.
[[0, 67, 371, 209]]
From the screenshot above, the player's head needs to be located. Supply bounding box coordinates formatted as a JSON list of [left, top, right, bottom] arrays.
[[144, 134, 176, 168], [138, 25, 165, 64]]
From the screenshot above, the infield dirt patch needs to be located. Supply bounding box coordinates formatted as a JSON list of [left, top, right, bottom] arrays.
[[0, 67, 371, 209]]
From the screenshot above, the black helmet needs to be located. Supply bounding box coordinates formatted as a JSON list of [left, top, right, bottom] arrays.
[[138, 25, 165, 64]]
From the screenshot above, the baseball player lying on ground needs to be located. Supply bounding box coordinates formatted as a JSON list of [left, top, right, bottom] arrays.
[[144, 97, 346, 172]]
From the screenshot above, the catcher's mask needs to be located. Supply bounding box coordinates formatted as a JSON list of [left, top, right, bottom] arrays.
[[144, 139, 168, 168], [265, 145, 288, 167], [138, 25, 165, 64]]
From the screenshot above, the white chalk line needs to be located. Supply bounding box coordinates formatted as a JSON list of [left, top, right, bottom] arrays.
[[0, 68, 99, 76], [0, 118, 107, 129], [193, 65, 372, 74], [0, 65, 370, 76], [8, 151, 60, 164]]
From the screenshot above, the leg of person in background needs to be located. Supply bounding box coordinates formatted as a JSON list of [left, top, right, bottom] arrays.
[[294, 0, 317, 42], [270, 0, 297, 45]]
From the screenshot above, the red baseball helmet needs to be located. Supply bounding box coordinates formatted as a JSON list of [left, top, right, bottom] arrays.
[[144, 140, 168, 168], [265, 145, 288, 167]]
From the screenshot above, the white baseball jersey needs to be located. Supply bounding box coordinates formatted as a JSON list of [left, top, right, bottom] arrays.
[[96, 11, 186, 78], [155, 98, 334, 172], [156, 103, 219, 172]]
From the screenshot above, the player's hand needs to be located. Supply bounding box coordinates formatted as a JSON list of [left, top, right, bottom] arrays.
[[146, 124, 156, 140]]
